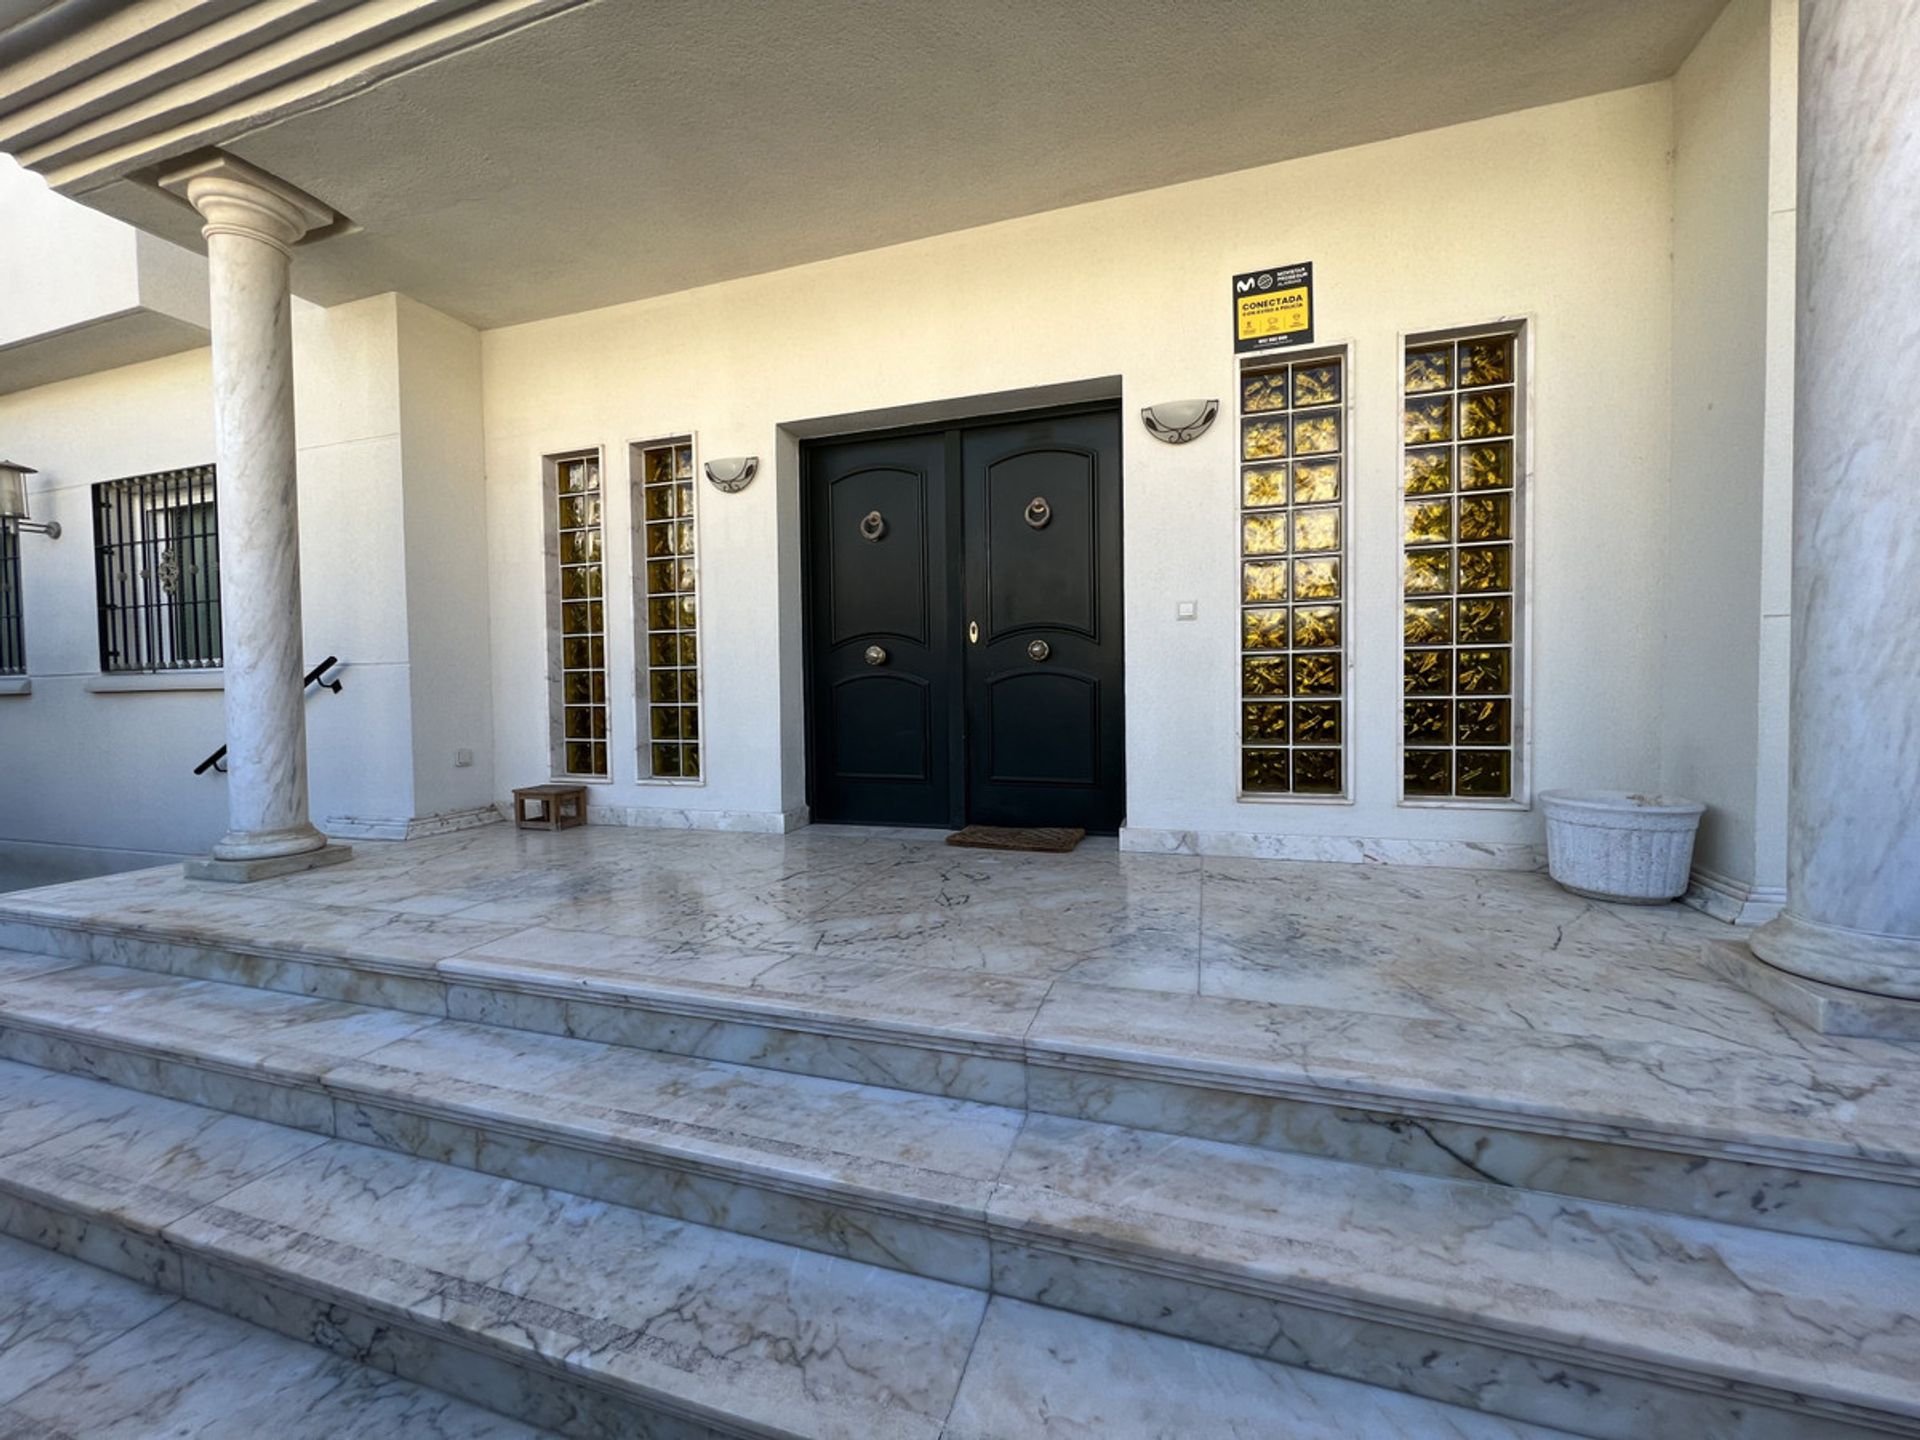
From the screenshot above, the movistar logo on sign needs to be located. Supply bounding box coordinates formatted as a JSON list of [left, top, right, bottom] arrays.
[[1232, 262, 1313, 353]]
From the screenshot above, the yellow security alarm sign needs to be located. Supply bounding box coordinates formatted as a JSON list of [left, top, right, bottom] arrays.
[[1233, 263, 1314, 353]]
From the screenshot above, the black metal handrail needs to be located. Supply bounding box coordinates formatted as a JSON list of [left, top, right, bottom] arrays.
[[193, 656, 343, 775]]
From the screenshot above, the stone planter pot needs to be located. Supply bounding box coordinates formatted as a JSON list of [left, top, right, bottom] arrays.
[[1539, 790, 1705, 903]]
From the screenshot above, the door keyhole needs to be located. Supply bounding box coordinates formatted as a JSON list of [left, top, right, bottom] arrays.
[[968, 621, 979, 645]]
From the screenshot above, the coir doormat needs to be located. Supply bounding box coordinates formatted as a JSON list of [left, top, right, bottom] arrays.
[[945, 825, 1086, 854]]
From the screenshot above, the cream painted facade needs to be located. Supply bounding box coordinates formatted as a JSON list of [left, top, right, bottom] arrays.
[[0, 0, 1794, 912]]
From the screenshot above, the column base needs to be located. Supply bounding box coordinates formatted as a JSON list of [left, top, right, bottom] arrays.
[[1704, 939, 1920, 1041], [1748, 910, 1920, 1001], [185, 843, 353, 884]]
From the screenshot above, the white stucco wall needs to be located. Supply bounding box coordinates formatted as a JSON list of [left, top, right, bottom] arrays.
[[1659, 0, 1795, 916], [480, 84, 1680, 861]]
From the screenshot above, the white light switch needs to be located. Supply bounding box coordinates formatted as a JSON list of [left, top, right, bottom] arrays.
[[1175, 601, 1198, 621]]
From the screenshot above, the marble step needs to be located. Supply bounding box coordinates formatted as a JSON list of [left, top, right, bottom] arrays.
[[1, 955, 1915, 1439], [4, 894, 1919, 1254], [0, 1059, 1576, 1440], [0, 1232, 555, 1438]]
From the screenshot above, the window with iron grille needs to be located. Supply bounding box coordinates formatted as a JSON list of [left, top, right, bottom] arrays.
[[92, 466, 222, 673], [0, 521, 23, 676]]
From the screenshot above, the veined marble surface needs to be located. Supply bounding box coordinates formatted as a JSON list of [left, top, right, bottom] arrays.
[[3, 827, 1916, 1154], [0, 1234, 550, 1437]]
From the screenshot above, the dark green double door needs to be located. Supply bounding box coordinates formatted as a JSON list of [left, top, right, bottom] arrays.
[[804, 407, 1125, 832]]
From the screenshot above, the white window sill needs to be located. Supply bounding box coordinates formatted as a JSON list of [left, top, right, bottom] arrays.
[[0, 677, 29, 697], [86, 672, 224, 694]]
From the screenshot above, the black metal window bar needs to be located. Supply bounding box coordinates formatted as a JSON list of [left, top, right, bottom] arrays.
[[0, 520, 23, 676], [92, 466, 222, 672]]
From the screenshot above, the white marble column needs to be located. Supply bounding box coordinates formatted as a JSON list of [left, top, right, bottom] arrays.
[[160, 155, 350, 880], [1747, 1, 1920, 998]]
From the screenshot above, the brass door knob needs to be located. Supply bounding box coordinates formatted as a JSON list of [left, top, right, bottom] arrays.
[[1027, 639, 1051, 662], [864, 645, 888, 666]]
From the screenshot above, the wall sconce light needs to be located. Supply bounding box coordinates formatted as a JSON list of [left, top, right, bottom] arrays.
[[0, 461, 58, 537], [1139, 400, 1219, 445], [704, 455, 758, 493]]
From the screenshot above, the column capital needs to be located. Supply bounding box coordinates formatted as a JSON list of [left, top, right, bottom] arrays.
[[159, 152, 333, 258]]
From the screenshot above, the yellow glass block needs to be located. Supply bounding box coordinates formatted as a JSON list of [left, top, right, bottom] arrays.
[[1461, 336, 1514, 387], [643, 484, 675, 520], [1403, 551, 1450, 595], [1293, 558, 1341, 600], [679, 669, 699, 702], [562, 636, 604, 670], [646, 559, 678, 595], [1457, 698, 1511, 745], [1404, 448, 1451, 495], [1293, 700, 1340, 744], [1242, 368, 1290, 413], [647, 634, 679, 667], [1293, 507, 1340, 553], [676, 633, 698, 665], [1242, 467, 1288, 507], [1404, 749, 1452, 796], [678, 595, 698, 627], [1458, 545, 1513, 592], [1404, 396, 1451, 444], [1243, 655, 1289, 696], [1242, 748, 1289, 793], [1243, 607, 1288, 650], [1292, 411, 1341, 456], [560, 495, 600, 530], [683, 742, 701, 778], [1243, 561, 1288, 603], [1293, 362, 1341, 407], [1292, 748, 1341, 794], [652, 743, 683, 778], [561, 565, 602, 599], [679, 706, 700, 740], [645, 450, 675, 485], [1457, 596, 1511, 644], [1293, 458, 1340, 504], [1243, 514, 1288, 557], [1403, 648, 1449, 695], [1292, 652, 1340, 695], [1291, 604, 1340, 649], [645, 523, 675, 558], [1405, 346, 1452, 393], [1460, 388, 1514, 439], [1457, 647, 1511, 694], [560, 529, 602, 565], [675, 482, 694, 517], [564, 671, 605, 706], [561, 600, 602, 637], [1462, 443, 1513, 490], [559, 460, 592, 493], [1243, 420, 1289, 460], [651, 706, 682, 740], [646, 597, 678, 630], [1459, 494, 1512, 542], [1243, 701, 1288, 743], [565, 741, 599, 775], [1403, 699, 1450, 744], [1457, 750, 1512, 798], [649, 670, 680, 704], [1403, 601, 1451, 646], [1404, 500, 1450, 546]]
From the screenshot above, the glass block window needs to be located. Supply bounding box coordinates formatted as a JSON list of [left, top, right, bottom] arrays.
[[0, 520, 22, 676], [91, 467, 221, 672], [548, 450, 608, 779], [633, 439, 701, 781], [1238, 349, 1347, 797], [1401, 327, 1523, 800]]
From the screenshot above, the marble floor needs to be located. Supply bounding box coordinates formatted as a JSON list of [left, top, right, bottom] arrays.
[[2, 820, 1901, 1065]]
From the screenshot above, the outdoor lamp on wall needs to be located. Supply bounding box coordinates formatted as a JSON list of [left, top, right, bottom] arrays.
[[0, 461, 57, 537], [704, 455, 758, 493], [1139, 400, 1219, 444]]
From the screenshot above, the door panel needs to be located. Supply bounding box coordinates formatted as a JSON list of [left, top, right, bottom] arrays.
[[805, 407, 1123, 832], [963, 411, 1125, 831], [807, 433, 958, 826]]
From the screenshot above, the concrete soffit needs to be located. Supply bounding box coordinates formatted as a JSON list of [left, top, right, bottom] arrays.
[[0, 0, 588, 220]]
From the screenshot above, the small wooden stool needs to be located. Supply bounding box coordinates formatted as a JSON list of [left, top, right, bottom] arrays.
[[513, 783, 588, 831]]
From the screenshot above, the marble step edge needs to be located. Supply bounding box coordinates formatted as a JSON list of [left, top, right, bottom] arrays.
[[1, 911, 1032, 1061], [1023, 1046, 1920, 1186], [7, 918, 1917, 1189], [998, 1225, 1920, 1433], [0, 1138, 885, 1440], [6, 993, 1918, 1433], [0, 1011, 999, 1245]]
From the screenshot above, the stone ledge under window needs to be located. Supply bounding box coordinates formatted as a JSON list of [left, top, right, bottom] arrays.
[[85, 672, 224, 694], [0, 677, 29, 696]]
